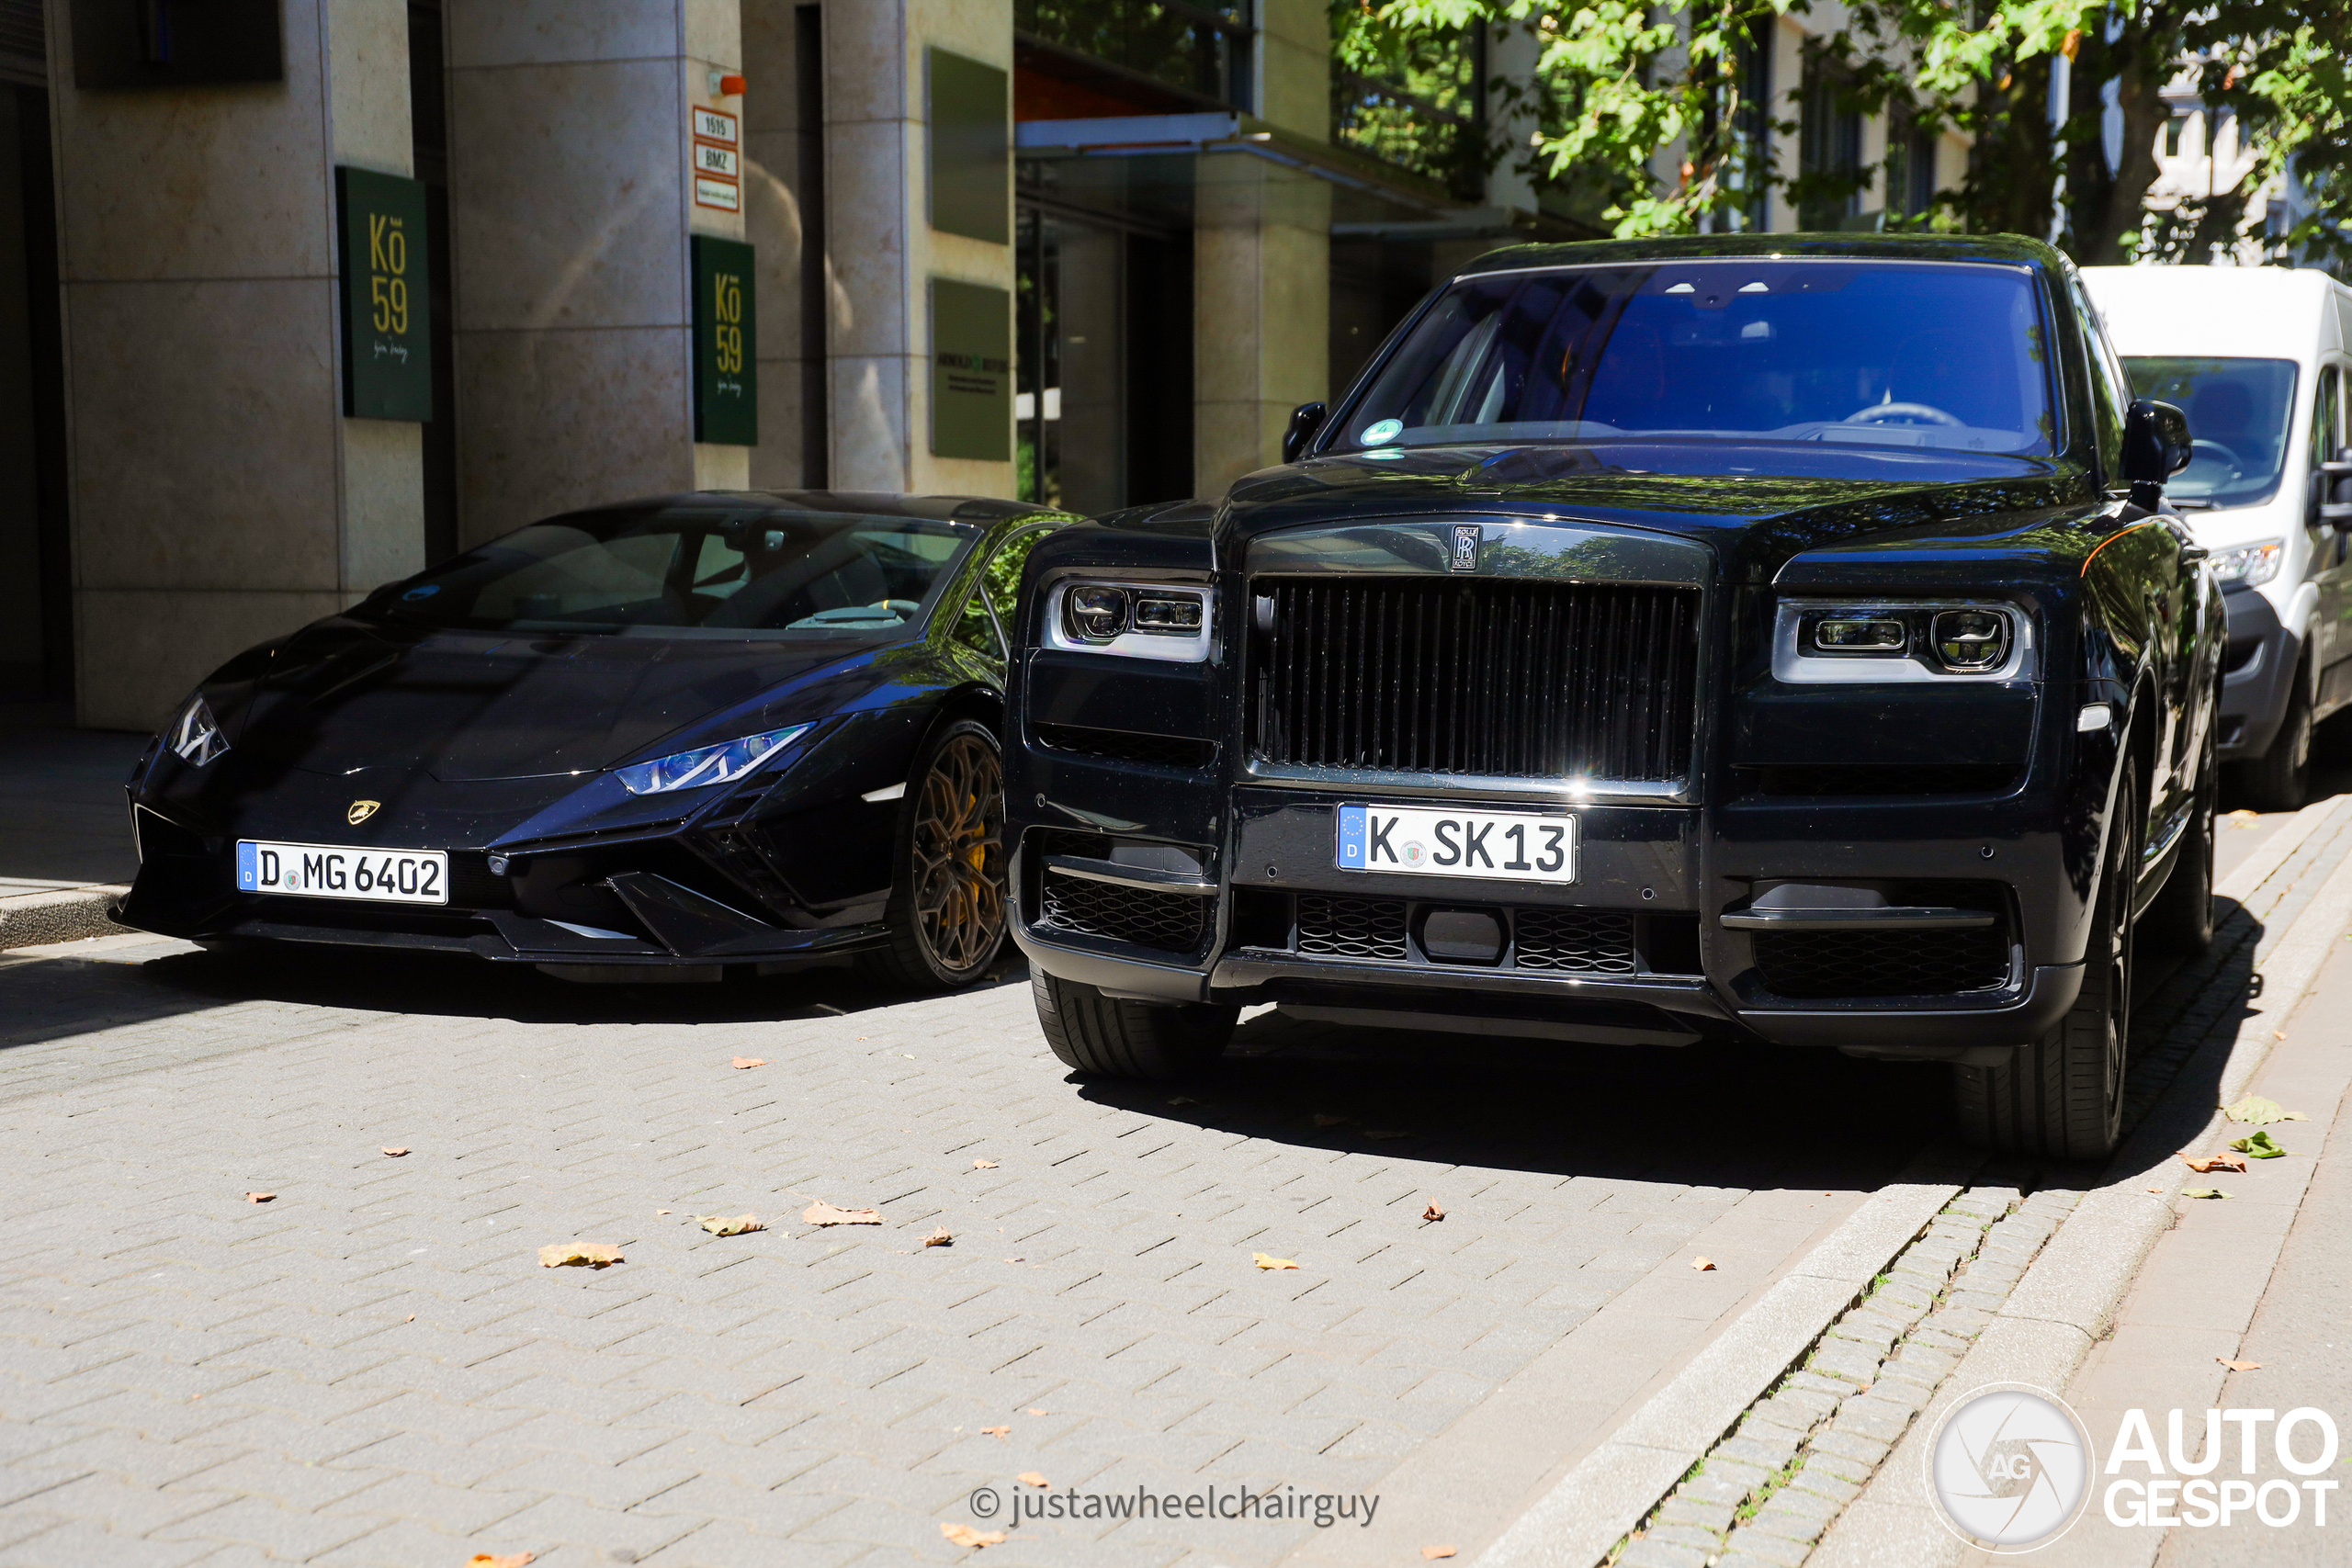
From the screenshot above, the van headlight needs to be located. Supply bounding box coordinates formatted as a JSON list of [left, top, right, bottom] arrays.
[[2210, 539, 2283, 587], [1775, 601, 2030, 682], [1044, 580, 1213, 663]]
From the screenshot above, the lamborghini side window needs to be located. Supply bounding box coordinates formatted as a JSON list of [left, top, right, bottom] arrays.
[[952, 526, 1056, 664]]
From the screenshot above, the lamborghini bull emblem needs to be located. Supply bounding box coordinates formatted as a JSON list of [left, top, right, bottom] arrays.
[[346, 799, 381, 826]]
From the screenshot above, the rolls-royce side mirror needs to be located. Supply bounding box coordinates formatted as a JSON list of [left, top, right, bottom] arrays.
[[2123, 398, 2192, 506], [1282, 402, 1328, 466]]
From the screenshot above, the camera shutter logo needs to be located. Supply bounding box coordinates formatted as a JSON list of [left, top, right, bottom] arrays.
[[1924, 1384, 2095, 1551], [1450, 525, 1480, 572]]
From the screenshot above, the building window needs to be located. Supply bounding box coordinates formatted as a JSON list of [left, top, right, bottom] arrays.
[[1797, 53, 1863, 230], [1014, 0, 1253, 112], [1883, 113, 1939, 222], [2161, 114, 2187, 158], [1330, 20, 1485, 194]]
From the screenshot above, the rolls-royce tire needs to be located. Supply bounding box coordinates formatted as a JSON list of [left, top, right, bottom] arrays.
[[2143, 717, 2217, 957], [864, 718, 1007, 991], [2240, 660, 2311, 812], [1953, 761, 2136, 1160], [1032, 969, 1236, 1078]]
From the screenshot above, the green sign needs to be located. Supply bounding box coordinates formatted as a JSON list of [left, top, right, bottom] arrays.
[[927, 49, 1008, 244], [692, 236, 758, 446], [931, 279, 1011, 462], [335, 167, 431, 423]]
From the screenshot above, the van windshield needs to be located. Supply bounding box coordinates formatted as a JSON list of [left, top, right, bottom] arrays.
[[2122, 357, 2299, 509], [1329, 260, 2057, 460], [359, 508, 979, 638]]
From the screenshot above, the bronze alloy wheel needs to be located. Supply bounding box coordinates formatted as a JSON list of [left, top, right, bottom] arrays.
[[911, 731, 1004, 972], [866, 720, 1008, 990]]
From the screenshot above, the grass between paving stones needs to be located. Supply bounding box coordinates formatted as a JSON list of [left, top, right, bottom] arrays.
[[1604, 1182, 2079, 1568]]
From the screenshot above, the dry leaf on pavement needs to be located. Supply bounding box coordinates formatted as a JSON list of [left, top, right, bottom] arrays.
[[973, 1158, 998, 1169], [1253, 1252, 1298, 1270], [381, 1146, 409, 1157], [922, 1227, 954, 1247], [2226, 808, 2260, 827], [2219, 1358, 2263, 1371], [979, 1425, 1009, 1438], [1693, 1256, 1717, 1270], [803, 1201, 882, 1226], [1027, 1407, 1047, 1416], [731, 1056, 765, 1070], [2229, 1131, 2289, 1159], [698, 1214, 765, 1236], [537, 1243, 624, 1268], [467, 1554, 535, 1568], [2180, 1188, 2232, 1201], [2178, 1151, 2247, 1174], [2222, 1095, 2307, 1124], [245, 1192, 276, 1203], [940, 1522, 1006, 1548], [1422, 1202, 1445, 1222], [1018, 1472, 1049, 1488], [1423, 1549, 1458, 1562]]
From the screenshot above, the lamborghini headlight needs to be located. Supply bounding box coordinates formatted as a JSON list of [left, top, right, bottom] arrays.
[[169, 694, 230, 767], [616, 724, 810, 795]]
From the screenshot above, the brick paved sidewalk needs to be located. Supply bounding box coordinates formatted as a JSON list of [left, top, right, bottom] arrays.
[[0, 936, 1947, 1567]]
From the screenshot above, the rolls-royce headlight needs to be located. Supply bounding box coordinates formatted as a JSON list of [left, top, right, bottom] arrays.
[[616, 724, 810, 795], [1776, 601, 2029, 682], [1044, 580, 1214, 663]]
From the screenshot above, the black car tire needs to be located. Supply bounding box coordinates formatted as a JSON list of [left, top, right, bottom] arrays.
[[1953, 761, 2136, 1160], [864, 718, 1008, 992], [1032, 969, 1237, 1078], [2240, 658, 2311, 812], [2143, 717, 2217, 957]]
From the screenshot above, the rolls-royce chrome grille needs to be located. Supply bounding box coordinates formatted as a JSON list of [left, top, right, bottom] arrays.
[[1247, 576, 1700, 783]]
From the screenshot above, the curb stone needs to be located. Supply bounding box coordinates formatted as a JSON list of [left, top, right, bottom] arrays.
[[0, 886, 133, 950]]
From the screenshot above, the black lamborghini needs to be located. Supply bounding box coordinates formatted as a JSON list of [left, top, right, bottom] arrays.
[[119, 491, 1075, 988]]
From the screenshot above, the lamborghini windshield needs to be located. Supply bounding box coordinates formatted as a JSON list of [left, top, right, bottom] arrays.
[[1331, 259, 2057, 459], [362, 507, 979, 638]]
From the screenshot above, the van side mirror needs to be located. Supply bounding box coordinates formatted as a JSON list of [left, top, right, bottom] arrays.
[[2322, 444, 2352, 530], [2122, 398, 2192, 506], [1282, 402, 1328, 466]]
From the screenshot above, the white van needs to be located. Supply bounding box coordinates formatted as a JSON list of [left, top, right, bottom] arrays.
[[2084, 265, 2352, 808]]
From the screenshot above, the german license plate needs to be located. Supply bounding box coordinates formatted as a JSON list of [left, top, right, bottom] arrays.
[[236, 840, 448, 905], [1335, 804, 1577, 885]]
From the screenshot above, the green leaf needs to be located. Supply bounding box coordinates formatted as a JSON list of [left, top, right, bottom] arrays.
[[2229, 1131, 2289, 1159], [2180, 1188, 2233, 1200], [2222, 1096, 2309, 1125]]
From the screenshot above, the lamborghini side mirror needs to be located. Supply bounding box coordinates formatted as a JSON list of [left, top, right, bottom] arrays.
[[1282, 402, 1327, 466]]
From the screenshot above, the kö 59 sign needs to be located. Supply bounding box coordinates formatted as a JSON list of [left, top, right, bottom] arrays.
[[335, 167, 432, 423], [693, 235, 757, 446]]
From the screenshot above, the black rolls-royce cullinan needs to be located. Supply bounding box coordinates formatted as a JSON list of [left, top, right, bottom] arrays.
[[121, 492, 1075, 989], [1004, 234, 2219, 1159]]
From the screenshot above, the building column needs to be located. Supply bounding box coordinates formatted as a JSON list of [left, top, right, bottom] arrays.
[[822, 0, 1015, 497], [742, 0, 825, 490], [444, 1, 747, 547], [1193, 0, 1329, 497], [48, 0, 424, 730]]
